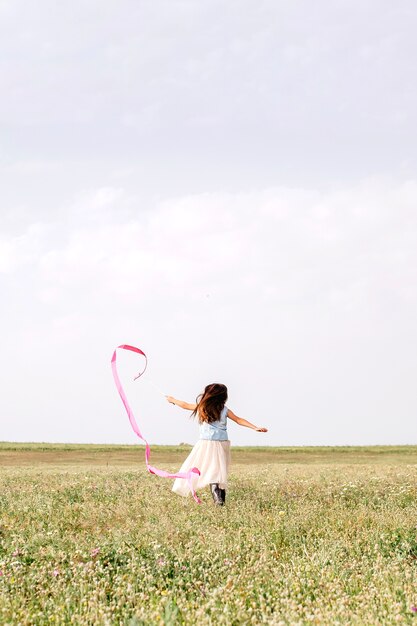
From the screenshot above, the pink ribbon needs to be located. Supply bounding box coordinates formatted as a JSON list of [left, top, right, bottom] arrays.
[[111, 344, 201, 503]]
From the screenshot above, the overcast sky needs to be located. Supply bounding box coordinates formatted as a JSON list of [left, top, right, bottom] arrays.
[[1, 0, 416, 446]]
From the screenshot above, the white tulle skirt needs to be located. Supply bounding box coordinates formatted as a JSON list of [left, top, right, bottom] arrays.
[[172, 439, 231, 497]]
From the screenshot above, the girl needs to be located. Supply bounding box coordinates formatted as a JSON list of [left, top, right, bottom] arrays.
[[166, 383, 267, 505]]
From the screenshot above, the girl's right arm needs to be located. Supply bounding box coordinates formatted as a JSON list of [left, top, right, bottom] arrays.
[[166, 396, 197, 411], [227, 409, 268, 432]]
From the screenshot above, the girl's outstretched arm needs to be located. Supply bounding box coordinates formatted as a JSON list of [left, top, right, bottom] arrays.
[[166, 396, 197, 411], [227, 409, 268, 432]]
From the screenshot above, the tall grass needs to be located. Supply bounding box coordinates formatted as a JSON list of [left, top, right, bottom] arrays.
[[1, 447, 416, 624]]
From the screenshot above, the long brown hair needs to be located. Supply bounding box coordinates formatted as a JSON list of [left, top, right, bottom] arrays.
[[191, 383, 228, 424]]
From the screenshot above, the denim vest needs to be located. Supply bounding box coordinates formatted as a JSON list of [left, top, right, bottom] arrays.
[[199, 405, 229, 441]]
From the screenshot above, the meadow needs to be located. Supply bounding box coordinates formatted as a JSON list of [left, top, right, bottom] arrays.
[[1, 443, 417, 625]]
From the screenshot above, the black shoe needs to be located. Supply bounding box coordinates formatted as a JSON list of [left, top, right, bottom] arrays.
[[210, 483, 225, 506], [220, 488, 226, 504]]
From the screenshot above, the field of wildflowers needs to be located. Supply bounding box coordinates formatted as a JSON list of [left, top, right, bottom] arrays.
[[1, 444, 417, 625]]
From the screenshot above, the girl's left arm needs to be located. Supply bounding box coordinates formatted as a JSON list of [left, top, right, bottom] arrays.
[[227, 409, 268, 432], [166, 396, 197, 411]]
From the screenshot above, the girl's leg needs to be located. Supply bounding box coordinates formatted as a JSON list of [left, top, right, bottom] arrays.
[[210, 483, 225, 506]]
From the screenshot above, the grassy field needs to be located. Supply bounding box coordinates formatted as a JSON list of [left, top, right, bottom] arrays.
[[1, 444, 417, 625]]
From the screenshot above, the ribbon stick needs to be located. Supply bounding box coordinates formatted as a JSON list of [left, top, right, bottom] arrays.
[[111, 344, 201, 503]]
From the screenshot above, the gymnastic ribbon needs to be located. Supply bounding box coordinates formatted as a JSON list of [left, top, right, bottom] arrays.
[[111, 344, 202, 503]]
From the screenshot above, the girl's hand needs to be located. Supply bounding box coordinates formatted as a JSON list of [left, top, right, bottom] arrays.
[[256, 427, 268, 432], [165, 397, 197, 410]]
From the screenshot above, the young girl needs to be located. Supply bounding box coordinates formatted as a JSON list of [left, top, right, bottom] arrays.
[[166, 383, 267, 505]]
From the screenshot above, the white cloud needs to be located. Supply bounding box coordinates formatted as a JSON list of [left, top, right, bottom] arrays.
[[1, 0, 417, 447], [1, 178, 416, 445], [4, 178, 417, 310], [0, 223, 48, 273]]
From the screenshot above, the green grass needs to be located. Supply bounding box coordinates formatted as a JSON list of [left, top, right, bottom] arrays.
[[2, 444, 417, 467], [1, 445, 417, 624]]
